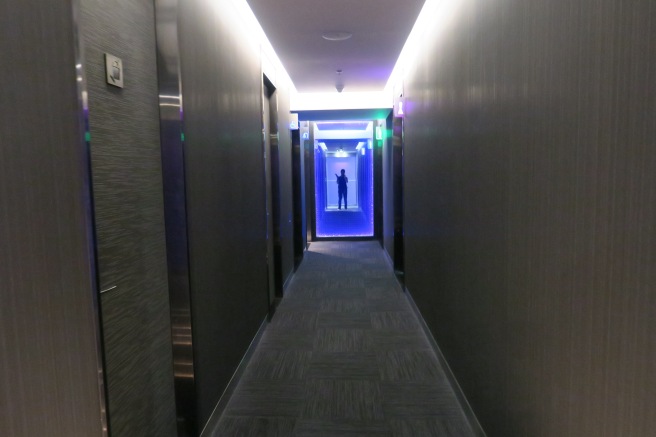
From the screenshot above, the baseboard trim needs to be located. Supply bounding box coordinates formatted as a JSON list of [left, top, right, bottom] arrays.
[[382, 245, 405, 287], [404, 287, 487, 437], [282, 270, 294, 293], [199, 317, 269, 436], [382, 245, 394, 270]]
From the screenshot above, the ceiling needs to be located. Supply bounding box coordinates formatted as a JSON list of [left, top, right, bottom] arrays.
[[246, 0, 427, 93], [315, 121, 373, 151]]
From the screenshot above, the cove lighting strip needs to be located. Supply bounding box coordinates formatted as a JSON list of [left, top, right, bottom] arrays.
[[385, 0, 460, 95], [221, 0, 295, 92]]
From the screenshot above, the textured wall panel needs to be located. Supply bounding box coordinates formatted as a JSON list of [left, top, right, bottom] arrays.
[[402, 0, 656, 435], [179, 0, 271, 426], [0, 0, 104, 435], [81, 0, 177, 434]]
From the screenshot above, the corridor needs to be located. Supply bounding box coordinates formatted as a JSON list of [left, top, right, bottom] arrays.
[[211, 241, 476, 436], [6, 0, 655, 434]]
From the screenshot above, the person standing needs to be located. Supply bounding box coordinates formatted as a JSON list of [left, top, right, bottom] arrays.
[[335, 169, 348, 209]]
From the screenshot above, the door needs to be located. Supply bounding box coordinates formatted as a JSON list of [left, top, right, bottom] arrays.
[[262, 76, 283, 308], [392, 116, 405, 276], [291, 129, 305, 269], [262, 86, 276, 309]]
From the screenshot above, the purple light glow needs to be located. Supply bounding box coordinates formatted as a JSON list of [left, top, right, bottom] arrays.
[[315, 146, 374, 238]]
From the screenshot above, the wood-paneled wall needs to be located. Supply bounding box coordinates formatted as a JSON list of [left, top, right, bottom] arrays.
[[402, 0, 656, 435]]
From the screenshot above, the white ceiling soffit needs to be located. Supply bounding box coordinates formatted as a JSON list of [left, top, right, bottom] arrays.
[[246, 0, 427, 94]]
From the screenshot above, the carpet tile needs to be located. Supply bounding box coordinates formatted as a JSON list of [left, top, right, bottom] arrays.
[[307, 352, 380, 380], [210, 241, 476, 436]]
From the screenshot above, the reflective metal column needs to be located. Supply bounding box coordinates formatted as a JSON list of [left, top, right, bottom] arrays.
[[154, 1, 197, 435]]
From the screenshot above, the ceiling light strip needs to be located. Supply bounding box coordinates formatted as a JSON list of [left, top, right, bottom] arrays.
[[386, 0, 461, 95]]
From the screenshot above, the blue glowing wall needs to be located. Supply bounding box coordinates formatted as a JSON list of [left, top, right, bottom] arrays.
[[314, 147, 327, 213], [315, 144, 374, 238], [326, 157, 358, 208]]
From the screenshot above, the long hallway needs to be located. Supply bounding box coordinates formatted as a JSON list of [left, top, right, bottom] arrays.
[[5, 0, 655, 434], [211, 241, 476, 436]]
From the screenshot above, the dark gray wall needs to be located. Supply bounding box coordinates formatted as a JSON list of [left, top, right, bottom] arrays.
[[402, 0, 656, 435], [0, 0, 104, 435], [81, 0, 177, 434], [179, 1, 295, 426]]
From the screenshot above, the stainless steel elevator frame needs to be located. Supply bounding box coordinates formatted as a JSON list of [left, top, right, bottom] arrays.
[[154, 1, 197, 435]]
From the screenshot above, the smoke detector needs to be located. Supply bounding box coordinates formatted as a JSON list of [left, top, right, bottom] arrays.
[[322, 32, 352, 41]]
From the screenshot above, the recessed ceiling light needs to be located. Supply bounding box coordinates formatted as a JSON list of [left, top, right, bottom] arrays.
[[322, 31, 352, 41]]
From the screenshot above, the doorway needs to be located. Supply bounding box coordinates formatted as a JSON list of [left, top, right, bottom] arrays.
[[312, 121, 375, 238], [262, 75, 282, 310], [392, 116, 404, 277], [291, 128, 305, 269]]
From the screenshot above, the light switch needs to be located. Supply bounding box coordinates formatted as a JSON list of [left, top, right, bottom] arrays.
[[104, 54, 124, 88]]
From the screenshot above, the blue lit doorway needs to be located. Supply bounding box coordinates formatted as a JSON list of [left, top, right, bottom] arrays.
[[312, 121, 374, 238]]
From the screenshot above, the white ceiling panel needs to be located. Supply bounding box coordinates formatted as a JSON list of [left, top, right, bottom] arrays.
[[246, 0, 427, 93]]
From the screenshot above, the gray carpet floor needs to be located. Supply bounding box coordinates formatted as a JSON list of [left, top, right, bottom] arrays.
[[211, 241, 476, 436]]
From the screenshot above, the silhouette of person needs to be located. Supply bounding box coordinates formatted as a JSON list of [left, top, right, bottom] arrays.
[[335, 169, 348, 209]]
